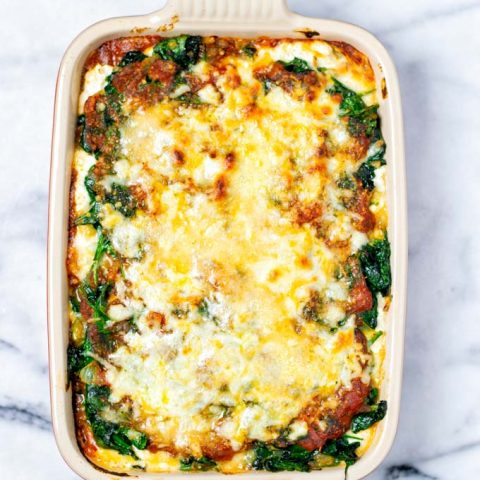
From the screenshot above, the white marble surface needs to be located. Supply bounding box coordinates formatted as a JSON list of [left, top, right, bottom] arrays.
[[0, 0, 479, 478]]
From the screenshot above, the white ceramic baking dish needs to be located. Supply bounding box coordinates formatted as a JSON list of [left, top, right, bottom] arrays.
[[47, 0, 407, 478]]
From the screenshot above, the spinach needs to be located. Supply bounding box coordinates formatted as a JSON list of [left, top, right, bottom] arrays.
[[354, 131, 386, 190], [367, 127, 387, 163], [358, 236, 391, 295], [70, 295, 81, 313], [154, 35, 202, 69], [78, 114, 93, 154], [179, 456, 217, 472], [84, 384, 148, 457], [81, 281, 112, 331], [358, 292, 378, 329], [104, 82, 119, 97], [176, 92, 202, 105], [84, 166, 97, 202], [67, 338, 92, 375], [351, 400, 387, 433], [278, 57, 313, 74], [337, 174, 355, 190], [103, 74, 123, 99], [367, 387, 379, 406], [75, 168, 101, 226], [252, 442, 315, 472], [119, 50, 147, 67], [301, 292, 324, 324], [328, 78, 379, 138], [91, 230, 116, 286], [242, 44, 257, 57], [106, 183, 137, 217], [197, 298, 210, 317], [262, 79, 273, 95], [321, 436, 360, 469], [354, 161, 376, 190], [74, 202, 101, 226], [368, 330, 383, 346]]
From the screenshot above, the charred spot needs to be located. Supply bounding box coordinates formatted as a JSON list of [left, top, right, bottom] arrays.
[[293, 200, 322, 226], [351, 185, 376, 233], [329, 41, 366, 66], [381, 77, 388, 99], [129, 184, 147, 210], [299, 30, 320, 39], [201, 433, 235, 461], [225, 152, 235, 170], [301, 290, 324, 323], [172, 149, 185, 165], [213, 175, 228, 200]]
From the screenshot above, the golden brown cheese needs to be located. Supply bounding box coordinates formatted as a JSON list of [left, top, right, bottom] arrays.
[[67, 35, 390, 474]]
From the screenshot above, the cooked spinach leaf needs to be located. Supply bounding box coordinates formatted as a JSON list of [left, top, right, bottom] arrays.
[[106, 183, 137, 217], [176, 92, 202, 105], [278, 57, 313, 74], [119, 50, 147, 67], [252, 442, 315, 472], [337, 174, 355, 190], [104, 82, 119, 98], [367, 387, 379, 405], [84, 165, 97, 202], [321, 436, 360, 469], [78, 114, 93, 154], [154, 35, 202, 69], [354, 130, 386, 190], [67, 338, 92, 375], [358, 292, 378, 329], [351, 400, 387, 433], [358, 236, 391, 295], [197, 298, 210, 317], [70, 295, 81, 313], [354, 161, 376, 190], [179, 456, 217, 472], [368, 330, 383, 346], [81, 281, 112, 332], [91, 230, 116, 286], [84, 384, 148, 457], [328, 78, 379, 138], [74, 202, 101, 226], [242, 44, 257, 57]]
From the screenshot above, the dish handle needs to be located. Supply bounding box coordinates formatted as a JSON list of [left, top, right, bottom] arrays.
[[153, 0, 291, 23]]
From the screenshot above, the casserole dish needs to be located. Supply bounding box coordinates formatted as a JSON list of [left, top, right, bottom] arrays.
[[48, 0, 407, 478]]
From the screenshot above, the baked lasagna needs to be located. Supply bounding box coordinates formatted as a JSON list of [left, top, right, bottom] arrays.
[[67, 34, 391, 474]]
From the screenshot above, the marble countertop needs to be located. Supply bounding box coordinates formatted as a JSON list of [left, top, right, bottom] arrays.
[[1, 0, 479, 478]]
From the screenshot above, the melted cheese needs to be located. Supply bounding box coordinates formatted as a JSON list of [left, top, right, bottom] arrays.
[[69, 36, 389, 474]]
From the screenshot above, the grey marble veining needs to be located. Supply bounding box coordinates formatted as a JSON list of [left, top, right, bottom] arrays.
[[0, 0, 479, 478]]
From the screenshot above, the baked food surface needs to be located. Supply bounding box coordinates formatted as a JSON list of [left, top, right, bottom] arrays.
[[67, 34, 391, 474]]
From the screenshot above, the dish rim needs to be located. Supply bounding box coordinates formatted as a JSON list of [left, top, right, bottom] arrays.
[[47, 1, 407, 478]]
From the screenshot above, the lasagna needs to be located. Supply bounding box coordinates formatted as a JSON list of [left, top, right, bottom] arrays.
[[67, 34, 391, 474]]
